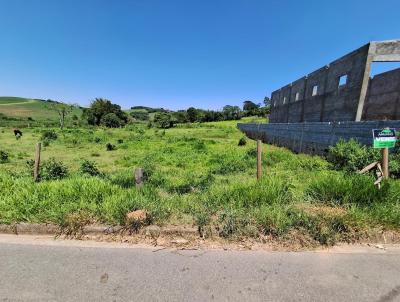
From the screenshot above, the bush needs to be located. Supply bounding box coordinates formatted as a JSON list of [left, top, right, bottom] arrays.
[[41, 130, 58, 141], [42, 139, 51, 147], [101, 113, 122, 128], [238, 137, 247, 146], [117, 139, 124, 144], [153, 112, 176, 129], [80, 160, 102, 177], [41, 158, 69, 180], [106, 143, 116, 151], [0, 150, 9, 163], [328, 139, 379, 172]]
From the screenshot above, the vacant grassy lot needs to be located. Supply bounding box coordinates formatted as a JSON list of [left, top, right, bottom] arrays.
[[0, 117, 399, 245]]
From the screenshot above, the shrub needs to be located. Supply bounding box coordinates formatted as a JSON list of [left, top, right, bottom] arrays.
[[101, 113, 122, 128], [117, 139, 124, 144], [41, 158, 69, 180], [42, 139, 50, 147], [153, 112, 176, 129], [0, 150, 9, 163], [238, 137, 247, 146], [328, 139, 379, 172], [106, 143, 116, 151], [80, 160, 101, 177], [41, 130, 58, 141]]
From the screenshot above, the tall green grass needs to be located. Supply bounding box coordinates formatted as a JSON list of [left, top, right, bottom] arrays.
[[0, 119, 399, 245]]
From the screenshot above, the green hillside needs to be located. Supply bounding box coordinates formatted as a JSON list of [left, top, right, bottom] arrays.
[[0, 97, 83, 127]]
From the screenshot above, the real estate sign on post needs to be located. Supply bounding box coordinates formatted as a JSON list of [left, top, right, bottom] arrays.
[[372, 128, 397, 148]]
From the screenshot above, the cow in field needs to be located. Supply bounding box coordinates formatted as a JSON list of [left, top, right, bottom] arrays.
[[13, 128, 23, 138]]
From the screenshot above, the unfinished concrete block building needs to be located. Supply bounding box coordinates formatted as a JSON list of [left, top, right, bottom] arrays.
[[239, 40, 400, 154], [270, 40, 400, 123]]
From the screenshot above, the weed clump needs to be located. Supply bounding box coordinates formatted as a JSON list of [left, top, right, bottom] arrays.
[[106, 143, 116, 151], [80, 160, 102, 177], [0, 150, 9, 163], [41, 158, 69, 180], [238, 137, 247, 146], [328, 139, 379, 172], [42, 139, 51, 147], [41, 130, 58, 141]]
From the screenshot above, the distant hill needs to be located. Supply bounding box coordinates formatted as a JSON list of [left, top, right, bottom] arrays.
[[129, 106, 169, 113], [0, 97, 83, 127]]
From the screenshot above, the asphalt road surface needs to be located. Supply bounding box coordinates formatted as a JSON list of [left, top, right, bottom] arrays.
[[0, 235, 399, 302]]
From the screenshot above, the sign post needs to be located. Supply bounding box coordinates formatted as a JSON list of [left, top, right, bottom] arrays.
[[372, 128, 397, 179]]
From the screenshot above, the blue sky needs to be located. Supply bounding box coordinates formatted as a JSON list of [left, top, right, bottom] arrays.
[[0, 0, 399, 110]]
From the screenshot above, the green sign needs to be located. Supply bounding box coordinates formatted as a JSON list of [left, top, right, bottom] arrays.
[[372, 128, 397, 148]]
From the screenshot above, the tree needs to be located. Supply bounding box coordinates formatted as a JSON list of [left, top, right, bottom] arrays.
[[222, 105, 241, 120], [186, 107, 199, 123], [153, 112, 176, 129], [243, 100, 259, 116], [130, 111, 149, 121], [263, 96, 271, 108], [85, 98, 128, 126], [173, 111, 188, 124], [101, 113, 122, 128], [46, 101, 75, 130]]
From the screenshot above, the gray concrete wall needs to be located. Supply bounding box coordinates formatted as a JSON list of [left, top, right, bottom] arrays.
[[269, 40, 400, 123], [238, 121, 400, 155], [363, 68, 400, 120]]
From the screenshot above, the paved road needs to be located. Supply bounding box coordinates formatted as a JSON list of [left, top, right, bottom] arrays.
[[0, 235, 400, 302]]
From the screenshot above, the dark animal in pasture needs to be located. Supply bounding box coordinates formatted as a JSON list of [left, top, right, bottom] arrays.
[[13, 129, 23, 137]]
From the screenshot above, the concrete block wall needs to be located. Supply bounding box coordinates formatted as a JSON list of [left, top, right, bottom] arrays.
[[238, 121, 400, 155], [269, 40, 400, 123], [363, 68, 400, 120]]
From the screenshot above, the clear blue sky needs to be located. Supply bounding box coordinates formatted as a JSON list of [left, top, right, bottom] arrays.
[[1, 0, 399, 110]]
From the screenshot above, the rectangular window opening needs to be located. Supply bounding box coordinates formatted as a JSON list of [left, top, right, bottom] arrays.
[[312, 85, 318, 96], [338, 75, 348, 88], [283, 96, 287, 104], [295, 92, 300, 101]]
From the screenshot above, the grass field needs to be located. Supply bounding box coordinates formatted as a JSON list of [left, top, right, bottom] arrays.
[[0, 117, 399, 245], [0, 97, 82, 126]]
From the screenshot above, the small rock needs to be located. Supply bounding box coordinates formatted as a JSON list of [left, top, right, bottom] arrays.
[[145, 225, 161, 239], [100, 273, 109, 283], [171, 238, 189, 244], [126, 210, 147, 223]]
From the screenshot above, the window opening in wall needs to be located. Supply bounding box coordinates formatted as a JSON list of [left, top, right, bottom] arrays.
[[295, 92, 300, 101], [283, 97, 287, 104], [370, 62, 400, 77], [338, 75, 348, 88], [312, 85, 318, 96]]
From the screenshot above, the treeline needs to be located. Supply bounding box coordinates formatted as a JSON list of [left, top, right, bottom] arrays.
[[79, 98, 270, 129], [138, 100, 270, 129]]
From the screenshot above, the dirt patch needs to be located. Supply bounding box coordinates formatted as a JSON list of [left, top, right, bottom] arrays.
[[3, 222, 400, 252]]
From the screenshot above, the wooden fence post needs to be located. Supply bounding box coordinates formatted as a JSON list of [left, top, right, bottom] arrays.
[[257, 140, 262, 180], [381, 148, 389, 179], [34, 142, 41, 182], [135, 168, 144, 189]]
